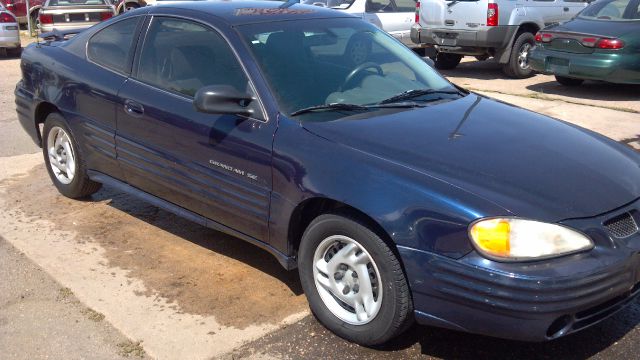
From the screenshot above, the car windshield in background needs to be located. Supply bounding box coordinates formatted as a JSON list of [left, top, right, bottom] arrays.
[[48, 0, 107, 6], [301, 0, 355, 9], [238, 17, 458, 119], [578, 0, 640, 21]]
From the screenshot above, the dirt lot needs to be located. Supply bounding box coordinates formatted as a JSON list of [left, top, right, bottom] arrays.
[[1, 46, 640, 360]]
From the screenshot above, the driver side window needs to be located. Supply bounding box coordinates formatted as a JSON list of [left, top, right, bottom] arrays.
[[136, 17, 249, 98]]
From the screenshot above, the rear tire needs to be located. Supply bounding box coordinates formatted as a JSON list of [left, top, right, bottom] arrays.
[[42, 113, 102, 199], [298, 212, 413, 346], [555, 76, 584, 86], [432, 52, 462, 70], [502, 32, 535, 79]]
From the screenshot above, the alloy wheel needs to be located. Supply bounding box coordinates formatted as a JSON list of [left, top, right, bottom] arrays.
[[312, 235, 383, 325]]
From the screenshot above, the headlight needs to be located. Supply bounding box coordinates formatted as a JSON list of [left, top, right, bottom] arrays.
[[469, 218, 593, 261]]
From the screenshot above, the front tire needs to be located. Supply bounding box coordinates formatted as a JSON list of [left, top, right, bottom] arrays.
[[42, 113, 101, 199], [555, 76, 584, 86], [298, 213, 413, 346], [503, 32, 535, 79]]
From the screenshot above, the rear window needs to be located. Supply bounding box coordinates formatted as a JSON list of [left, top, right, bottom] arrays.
[[48, 0, 107, 6], [578, 0, 640, 21], [87, 17, 139, 74]]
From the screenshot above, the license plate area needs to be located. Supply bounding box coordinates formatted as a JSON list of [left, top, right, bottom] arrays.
[[69, 13, 87, 22], [433, 32, 458, 46], [546, 57, 569, 74]]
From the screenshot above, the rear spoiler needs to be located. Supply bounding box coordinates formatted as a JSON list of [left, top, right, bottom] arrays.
[[38, 29, 84, 41]]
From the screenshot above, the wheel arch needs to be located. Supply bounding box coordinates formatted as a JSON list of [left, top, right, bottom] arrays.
[[33, 101, 61, 147], [287, 197, 406, 270], [496, 22, 541, 64]]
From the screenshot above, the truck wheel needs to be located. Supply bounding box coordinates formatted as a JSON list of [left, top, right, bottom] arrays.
[[298, 213, 413, 345], [555, 76, 584, 86], [432, 52, 462, 70], [503, 32, 535, 79], [42, 113, 102, 199]]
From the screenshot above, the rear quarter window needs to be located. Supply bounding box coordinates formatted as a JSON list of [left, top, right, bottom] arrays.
[[87, 17, 139, 74]]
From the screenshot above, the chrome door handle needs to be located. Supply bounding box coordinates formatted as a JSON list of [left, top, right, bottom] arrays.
[[124, 99, 144, 118]]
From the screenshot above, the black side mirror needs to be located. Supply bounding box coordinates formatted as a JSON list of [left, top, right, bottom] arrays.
[[194, 85, 255, 117]]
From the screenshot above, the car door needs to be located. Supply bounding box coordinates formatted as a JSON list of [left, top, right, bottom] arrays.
[[115, 15, 274, 242], [529, 0, 564, 25], [76, 15, 142, 181], [363, 0, 416, 46]]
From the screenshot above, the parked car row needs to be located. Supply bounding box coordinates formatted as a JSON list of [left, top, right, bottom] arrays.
[[0, 0, 150, 30]]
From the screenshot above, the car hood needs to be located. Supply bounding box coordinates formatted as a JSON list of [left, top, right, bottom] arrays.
[[301, 94, 640, 221], [551, 18, 640, 38]]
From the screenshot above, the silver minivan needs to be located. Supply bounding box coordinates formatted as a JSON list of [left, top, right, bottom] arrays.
[[411, 0, 589, 77]]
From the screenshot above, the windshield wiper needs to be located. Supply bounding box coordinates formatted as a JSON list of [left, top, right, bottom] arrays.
[[290, 103, 369, 116], [378, 88, 463, 105]]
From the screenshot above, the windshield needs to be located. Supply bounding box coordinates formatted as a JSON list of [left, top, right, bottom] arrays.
[[238, 18, 457, 119], [578, 0, 640, 21]]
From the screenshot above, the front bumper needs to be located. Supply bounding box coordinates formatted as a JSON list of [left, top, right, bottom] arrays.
[[529, 46, 640, 85], [400, 199, 640, 341], [410, 25, 517, 54]]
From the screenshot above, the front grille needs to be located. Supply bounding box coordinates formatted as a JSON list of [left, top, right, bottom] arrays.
[[604, 212, 638, 238], [570, 282, 640, 333]]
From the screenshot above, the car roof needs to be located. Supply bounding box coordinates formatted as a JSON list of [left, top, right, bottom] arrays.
[[153, 0, 355, 25]]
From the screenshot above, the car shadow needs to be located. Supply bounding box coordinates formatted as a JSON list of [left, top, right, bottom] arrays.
[[89, 186, 305, 296], [375, 300, 640, 359], [526, 81, 640, 102], [439, 59, 512, 81]]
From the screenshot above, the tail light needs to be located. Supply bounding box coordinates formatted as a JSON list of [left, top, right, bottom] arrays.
[[487, 3, 498, 27], [39, 14, 53, 25], [535, 32, 553, 43], [100, 12, 113, 21], [0, 12, 16, 23], [596, 38, 624, 50], [5, 0, 15, 9], [580, 37, 598, 47], [415, 1, 420, 23]]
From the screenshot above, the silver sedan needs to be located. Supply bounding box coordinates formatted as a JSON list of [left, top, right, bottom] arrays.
[[0, 3, 20, 56]]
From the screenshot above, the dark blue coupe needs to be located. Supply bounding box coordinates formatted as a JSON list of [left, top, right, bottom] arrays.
[[15, 0, 640, 345]]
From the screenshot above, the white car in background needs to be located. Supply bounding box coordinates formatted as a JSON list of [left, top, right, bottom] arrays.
[[0, 2, 20, 56], [303, 0, 422, 52]]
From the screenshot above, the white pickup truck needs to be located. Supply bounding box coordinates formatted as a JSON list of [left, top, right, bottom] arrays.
[[411, 0, 589, 77]]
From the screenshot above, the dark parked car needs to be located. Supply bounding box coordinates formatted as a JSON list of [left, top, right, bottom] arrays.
[[15, 0, 640, 345], [530, 0, 640, 86]]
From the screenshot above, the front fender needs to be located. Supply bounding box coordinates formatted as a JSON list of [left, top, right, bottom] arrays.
[[269, 119, 510, 259]]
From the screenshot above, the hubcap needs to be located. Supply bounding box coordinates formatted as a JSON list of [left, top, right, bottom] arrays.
[[47, 126, 76, 185], [312, 235, 382, 325], [518, 43, 532, 70]]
